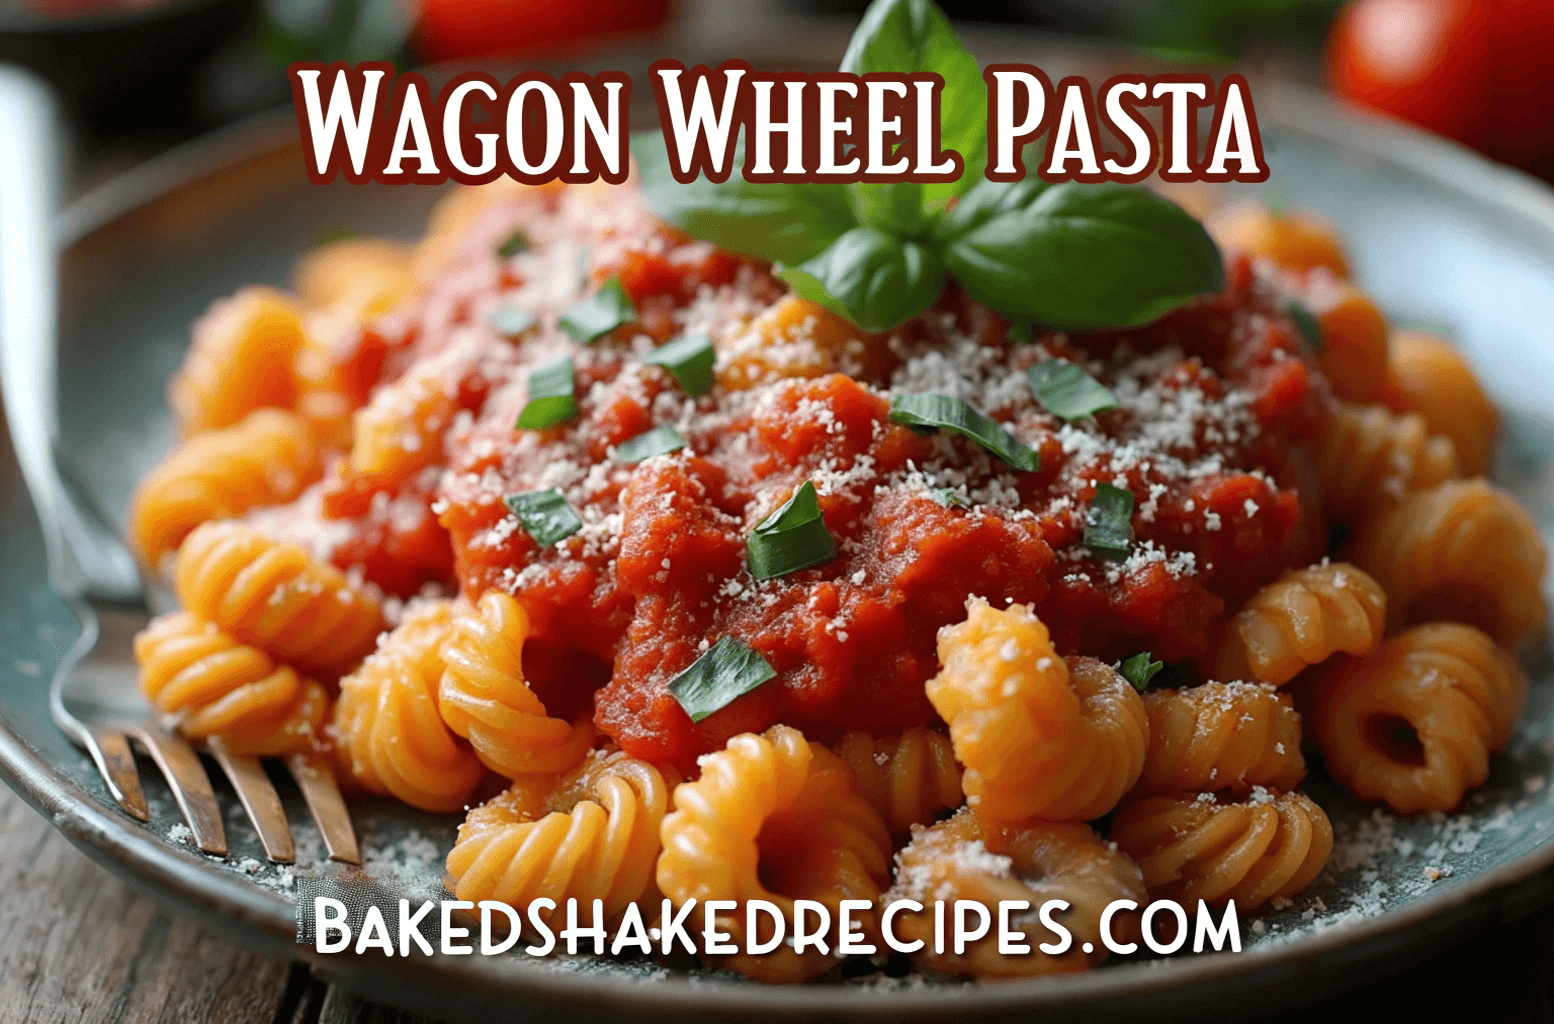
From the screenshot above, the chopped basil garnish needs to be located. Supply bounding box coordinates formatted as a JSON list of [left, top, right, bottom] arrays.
[[1287, 300, 1322, 352], [1028, 360, 1119, 422], [559, 277, 634, 343], [1120, 652, 1163, 692], [489, 305, 536, 339], [644, 334, 716, 396], [503, 489, 582, 546], [747, 480, 837, 580], [931, 488, 969, 509], [616, 424, 685, 463], [1084, 482, 1134, 560], [668, 635, 777, 723], [889, 393, 1039, 472], [1007, 321, 1033, 342], [497, 231, 530, 260], [516, 357, 575, 429]]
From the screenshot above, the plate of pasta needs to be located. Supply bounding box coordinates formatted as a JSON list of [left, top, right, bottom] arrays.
[[6, 24, 1554, 1024]]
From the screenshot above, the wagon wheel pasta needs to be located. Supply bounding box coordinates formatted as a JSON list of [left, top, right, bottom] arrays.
[[1319, 402, 1459, 521], [170, 286, 306, 436], [445, 748, 677, 924], [134, 612, 330, 756], [831, 726, 963, 840], [886, 807, 1148, 978], [1309, 623, 1527, 814], [1132, 681, 1305, 797], [128, 408, 324, 571], [1386, 330, 1498, 476], [1346, 478, 1548, 644], [1109, 790, 1333, 910], [333, 599, 485, 812], [1211, 561, 1388, 686], [927, 598, 1148, 823]]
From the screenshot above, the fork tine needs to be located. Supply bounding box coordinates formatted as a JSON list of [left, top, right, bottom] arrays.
[[131, 728, 227, 856], [85, 727, 147, 821], [208, 743, 294, 864], [285, 754, 360, 865]]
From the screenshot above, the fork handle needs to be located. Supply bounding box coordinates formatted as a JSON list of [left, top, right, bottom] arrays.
[[0, 65, 141, 603]]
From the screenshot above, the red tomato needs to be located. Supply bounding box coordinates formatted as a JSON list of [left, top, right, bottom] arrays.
[[414, 0, 671, 64]]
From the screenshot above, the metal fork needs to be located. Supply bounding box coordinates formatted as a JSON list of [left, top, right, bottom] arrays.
[[0, 66, 359, 865]]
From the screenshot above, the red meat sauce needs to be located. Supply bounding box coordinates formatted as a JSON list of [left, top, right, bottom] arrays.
[[274, 184, 1334, 773]]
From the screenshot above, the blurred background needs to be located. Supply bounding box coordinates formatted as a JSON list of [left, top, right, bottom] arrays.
[[2, 0, 1552, 193]]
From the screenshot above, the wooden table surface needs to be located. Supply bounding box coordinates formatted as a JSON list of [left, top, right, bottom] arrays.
[[4, 776, 1553, 1023]]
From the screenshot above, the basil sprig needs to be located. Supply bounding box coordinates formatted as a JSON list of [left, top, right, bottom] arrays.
[[633, 0, 1223, 334], [504, 489, 583, 546], [889, 392, 1039, 472], [669, 636, 777, 723], [1084, 482, 1134, 560], [1120, 652, 1163, 692], [747, 481, 837, 579]]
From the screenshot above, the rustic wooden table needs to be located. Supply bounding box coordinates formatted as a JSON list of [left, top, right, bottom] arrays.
[[4, 781, 1553, 1024]]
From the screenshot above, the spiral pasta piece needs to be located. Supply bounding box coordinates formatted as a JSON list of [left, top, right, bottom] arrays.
[[348, 369, 457, 488], [171, 287, 306, 436], [885, 807, 1148, 979], [174, 520, 384, 675], [1309, 623, 1526, 814], [1320, 402, 1460, 520], [445, 749, 677, 924], [332, 599, 484, 811], [293, 237, 417, 312], [927, 598, 1148, 823], [1211, 562, 1388, 686], [437, 591, 593, 778], [656, 725, 892, 982], [1387, 330, 1497, 477], [128, 409, 324, 571], [1132, 682, 1305, 797], [1347, 479, 1548, 644], [831, 726, 963, 840], [1109, 790, 1333, 909], [135, 612, 330, 756]]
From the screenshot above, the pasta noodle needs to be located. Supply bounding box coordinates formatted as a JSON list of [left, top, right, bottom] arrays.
[[1206, 201, 1350, 276], [1211, 561, 1388, 686], [927, 598, 1147, 823], [444, 748, 676, 923], [170, 287, 306, 436], [293, 237, 417, 313], [127, 408, 323, 571], [332, 599, 485, 811], [656, 725, 892, 982], [437, 590, 594, 778], [1311, 282, 1391, 404], [716, 295, 881, 390], [135, 612, 329, 756], [1309, 622, 1527, 814], [1320, 402, 1459, 521], [1132, 681, 1305, 797], [1347, 478, 1548, 644], [885, 807, 1147, 978], [831, 726, 963, 840], [1386, 330, 1498, 477], [348, 369, 457, 488], [1109, 790, 1333, 910]]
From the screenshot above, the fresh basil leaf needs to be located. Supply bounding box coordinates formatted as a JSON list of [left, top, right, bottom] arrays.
[[668, 635, 777, 723], [497, 230, 530, 260], [1287, 299, 1322, 352], [1084, 482, 1134, 560], [849, 181, 931, 238], [644, 334, 716, 396], [778, 227, 944, 332], [931, 487, 969, 508], [1120, 651, 1163, 691], [616, 424, 685, 463], [839, 0, 985, 200], [516, 357, 575, 429], [489, 305, 536, 339], [632, 131, 857, 266], [1028, 360, 1119, 421], [560, 277, 634, 343], [934, 177, 1052, 245], [748, 480, 837, 579], [889, 392, 1039, 472], [943, 182, 1225, 330], [504, 489, 583, 546]]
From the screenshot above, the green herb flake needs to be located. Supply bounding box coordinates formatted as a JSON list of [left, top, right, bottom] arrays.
[[644, 334, 716, 396], [559, 277, 634, 343], [1287, 300, 1323, 352], [503, 489, 583, 547], [747, 481, 837, 580], [616, 424, 685, 464], [497, 231, 530, 260], [516, 357, 575, 430], [1028, 360, 1119, 422], [931, 488, 969, 509], [1007, 321, 1033, 342], [668, 635, 777, 723], [888, 393, 1040, 473], [488, 305, 536, 339], [1084, 482, 1135, 560], [1120, 652, 1163, 692]]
